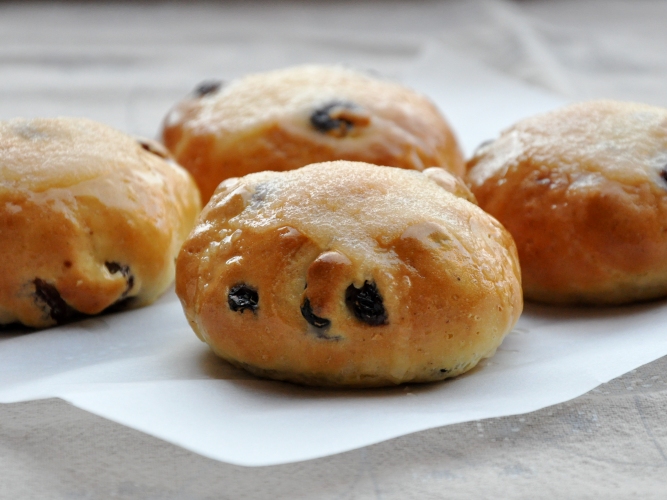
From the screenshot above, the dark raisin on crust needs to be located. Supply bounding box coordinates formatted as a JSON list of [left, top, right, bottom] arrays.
[[228, 284, 259, 313], [345, 281, 387, 326], [33, 278, 79, 324], [300, 298, 331, 329], [440, 369, 449, 373], [193, 80, 223, 97], [310, 101, 359, 137], [473, 139, 494, 157], [250, 183, 269, 206], [31, 271, 136, 327], [661, 166, 667, 183], [137, 139, 170, 159], [105, 262, 134, 298]]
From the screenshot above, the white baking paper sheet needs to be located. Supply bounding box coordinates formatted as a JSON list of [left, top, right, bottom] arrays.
[[3, 42, 666, 467]]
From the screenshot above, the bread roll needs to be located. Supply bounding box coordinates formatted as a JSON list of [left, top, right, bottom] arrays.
[[467, 100, 667, 305], [176, 161, 522, 387], [0, 117, 201, 328], [162, 65, 464, 202]]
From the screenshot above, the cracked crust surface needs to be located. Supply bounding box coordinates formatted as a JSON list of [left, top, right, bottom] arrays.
[[161, 65, 465, 202], [0, 117, 201, 328], [466, 100, 667, 305], [176, 161, 522, 387]]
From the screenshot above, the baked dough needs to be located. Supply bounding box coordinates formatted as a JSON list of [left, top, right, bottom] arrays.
[[0, 117, 201, 328], [466, 100, 667, 305], [161, 65, 465, 202], [176, 161, 522, 387]]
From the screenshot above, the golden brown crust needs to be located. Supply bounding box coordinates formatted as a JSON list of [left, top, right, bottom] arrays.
[[161, 65, 465, 202], [0, 117, 201, 328], [466, 100, 667, 305], [176, 161, 522, 387], [423, 167, 477, 204]]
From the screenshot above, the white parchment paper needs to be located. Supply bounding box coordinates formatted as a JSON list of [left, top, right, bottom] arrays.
[[2, 43, 666, 467]]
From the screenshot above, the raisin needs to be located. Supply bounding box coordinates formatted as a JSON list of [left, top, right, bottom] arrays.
[[193, 80, 223, 97], [661, 166, 667, 183], [345, 281, 387, 326], [228, 284, 259, 313], [250, 183, 268, 205], [440, 369, 449, 373], [104, 261, 125, 274], [33, 278, 79, 324], [137, 139, 170, 159], [300, 298, 331, 329], [105, 262, 134, 298], [310, 101, 361, 137]]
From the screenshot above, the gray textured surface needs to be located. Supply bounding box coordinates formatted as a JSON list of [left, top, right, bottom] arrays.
[[2, 0, 667, 497], [2, 355, 667, 499]]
